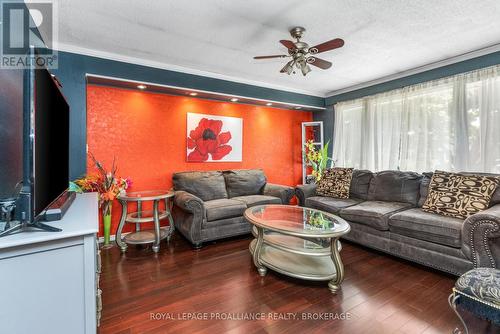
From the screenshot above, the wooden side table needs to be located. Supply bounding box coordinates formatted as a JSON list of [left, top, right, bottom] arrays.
[[115, 190, 174, 253]]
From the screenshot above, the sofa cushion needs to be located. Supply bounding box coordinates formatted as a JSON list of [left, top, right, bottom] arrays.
[[389, 208, 463, 248], [367, 170, 422, 206], [232, 195, 281, 207], [173, 171, 228, 201], [350, 170, 373, 200], [204, 199, 247, 221], [305, 196, 362, 214], [316, 167, 354, 198], [422, 170, 500, 219], [223, 169, 267, 198], [339, 201, 412, 231], [417, 172, 434, 207]]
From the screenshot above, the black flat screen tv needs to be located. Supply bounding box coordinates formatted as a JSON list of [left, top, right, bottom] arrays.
[[0, 49, 74, 233], [33, 67, 70, 219], [0, 69, 24, 200]]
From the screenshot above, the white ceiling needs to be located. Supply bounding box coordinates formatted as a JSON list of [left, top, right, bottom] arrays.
[[52, 0, 500, 97]]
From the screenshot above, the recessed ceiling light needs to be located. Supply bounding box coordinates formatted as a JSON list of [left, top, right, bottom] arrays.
[[137, 84, 147, 90], [189, 92, 198, 96], [230, 98, 239, 102], [266, 102, 273, 106], [295, 106, 302, 109]]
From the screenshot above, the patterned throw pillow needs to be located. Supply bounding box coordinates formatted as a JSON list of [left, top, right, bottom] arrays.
[[422, 170, 500, 219], [316, 168, 354, 199]]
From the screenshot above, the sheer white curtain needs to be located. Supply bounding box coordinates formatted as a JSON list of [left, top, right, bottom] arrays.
[[459, 66, 500, 172], [399, 80, 455, 172], [332, 99, 364, 169], [333, 64, 500, 173], [364, 92, 403, 171], [333, 93, 403, 171]]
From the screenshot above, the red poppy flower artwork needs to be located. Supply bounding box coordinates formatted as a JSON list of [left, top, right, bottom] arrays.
[[187, 114, 242, 162]]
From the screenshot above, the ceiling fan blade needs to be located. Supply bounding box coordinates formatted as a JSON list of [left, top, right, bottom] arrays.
[[309, 38, 344, 54], [307, 57, 332, 69], [253, 55, 287, 59], [279, 40, 296, 50]]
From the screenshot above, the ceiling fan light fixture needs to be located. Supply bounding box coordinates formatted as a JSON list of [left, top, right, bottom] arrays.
[[280, 61, 292, 74], [300, 63, 311, 76], [253, 27, 344, 76]]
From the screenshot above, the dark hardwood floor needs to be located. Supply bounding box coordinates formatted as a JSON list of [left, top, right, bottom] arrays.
[[98, 234, 497, 334]]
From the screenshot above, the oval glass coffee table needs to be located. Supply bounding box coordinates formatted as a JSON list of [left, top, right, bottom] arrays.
[[245, 205, 351, 294]]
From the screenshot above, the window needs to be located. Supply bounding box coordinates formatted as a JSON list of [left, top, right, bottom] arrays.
[[333, 65, 500, 173]]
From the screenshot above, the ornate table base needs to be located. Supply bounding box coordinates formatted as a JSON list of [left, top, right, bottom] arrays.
[[115, 190, 175, 253], [249, 227, 345, 294]]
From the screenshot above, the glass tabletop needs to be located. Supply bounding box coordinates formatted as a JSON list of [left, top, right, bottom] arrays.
[[244, 205, 350, 237], [118, 189, 174, 201]]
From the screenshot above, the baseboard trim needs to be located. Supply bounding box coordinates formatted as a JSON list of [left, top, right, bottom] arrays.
[[98, 232, 130, 244]]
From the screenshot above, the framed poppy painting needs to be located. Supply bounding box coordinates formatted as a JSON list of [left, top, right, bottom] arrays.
[[186, 113, 243, 162]]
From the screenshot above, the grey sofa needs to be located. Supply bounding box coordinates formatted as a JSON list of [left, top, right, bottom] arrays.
[[296, 170, 500, 275], [172, 169, 294, 248]]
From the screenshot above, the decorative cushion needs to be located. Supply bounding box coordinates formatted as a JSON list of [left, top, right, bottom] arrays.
[[455, 268, 500, 307], [316, 167, 354, 199], [231, 195, 281, 207], [305, 196, 362, 214], [349, 170, 373, 200], [421, 172, 500, 208], [339, 201, 413, 231], [173, 171, 228, 201], [204, 199, 247, 221], [422, 170, 500, 219], [223, 169, 267, 198], [389, 208, 463, 248], [367, 170, 422, 206], [460, 172, 500, 207]]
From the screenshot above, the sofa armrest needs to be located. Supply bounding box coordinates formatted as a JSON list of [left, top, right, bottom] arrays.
[[174, 190, 205, 214], [173, 191, 205, 244], [462, 204, 500, 268], [295, 183, 317, 207], [263, 183, 294, 204]]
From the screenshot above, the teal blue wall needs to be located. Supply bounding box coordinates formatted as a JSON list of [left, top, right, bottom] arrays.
[[315, 51, 500, 157], [51, 51, 324, 179]]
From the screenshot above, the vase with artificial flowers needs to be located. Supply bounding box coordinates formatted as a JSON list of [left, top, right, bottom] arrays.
[[304, 140, 334, 182], [71, 154, 131, 248]]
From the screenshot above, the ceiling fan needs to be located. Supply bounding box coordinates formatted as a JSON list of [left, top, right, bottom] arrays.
[[253, 26, 344, 76]]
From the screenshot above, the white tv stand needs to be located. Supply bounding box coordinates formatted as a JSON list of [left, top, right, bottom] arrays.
[[0, 193, 100, 334]]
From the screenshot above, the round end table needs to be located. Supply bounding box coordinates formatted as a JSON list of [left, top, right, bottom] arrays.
[[115, 190, 175, 253]]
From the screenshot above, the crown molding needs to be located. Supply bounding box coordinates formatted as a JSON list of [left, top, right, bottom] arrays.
[[326, 43, 500, 97], [55, 43, 326, 98], [86, 73, 326, 111]]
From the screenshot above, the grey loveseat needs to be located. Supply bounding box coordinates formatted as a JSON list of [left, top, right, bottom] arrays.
[[296, 170, 500, 275], [172, 169, 294, 248]]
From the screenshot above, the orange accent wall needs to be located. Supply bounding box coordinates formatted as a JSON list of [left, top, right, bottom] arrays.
[[86, 85, 312, 236]]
